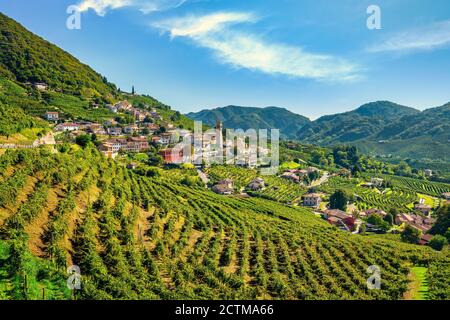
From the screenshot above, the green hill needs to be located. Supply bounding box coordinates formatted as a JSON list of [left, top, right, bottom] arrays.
[[0, 12, 117, 100], [0, 12, 194, 134], [297, 101, 450, 161], [187, 105, 310, 138], [297, 101, 420, 144]]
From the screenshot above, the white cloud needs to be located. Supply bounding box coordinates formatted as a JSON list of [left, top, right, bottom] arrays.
[[368, 20, 450, 53], [154, 12, 256, 37], [153, 12, 361, 82], [76, 0, 187, 16]]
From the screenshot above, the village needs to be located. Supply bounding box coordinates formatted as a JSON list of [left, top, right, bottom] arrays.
[[29, 97, 450, 249], [208, 171, 449, 247]]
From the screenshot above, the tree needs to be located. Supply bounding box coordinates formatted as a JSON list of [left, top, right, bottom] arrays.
[[367, 215, 390, 232], [170, 111, 181, 122], [401, 225, 421, 244], [429, 235, 448, 251], [75, 134, 91, 148], [430, 205, 450, 235], [389, 208, 399, 221], [329, 190, 348, 211], [384, 213, 394, 225], [360, 223, 366, 235], [132, 85, 135, 95], [445, 228, 450, 242]]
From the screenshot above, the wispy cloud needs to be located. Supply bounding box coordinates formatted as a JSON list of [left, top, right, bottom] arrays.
[[153, 12, 361, 82], [154, 12, 256, 37], [368, 20, 450, 53], [76, 0, 187, 16]]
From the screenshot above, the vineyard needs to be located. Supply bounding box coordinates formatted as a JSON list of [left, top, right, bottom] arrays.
[[0, 147, 448, 300], [378, 175, 450, 198], [205, 165, 307, 203], [319, 177, 418, 212]]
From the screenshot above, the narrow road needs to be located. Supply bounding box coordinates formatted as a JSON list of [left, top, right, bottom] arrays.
[[310, 172, 330, 188]]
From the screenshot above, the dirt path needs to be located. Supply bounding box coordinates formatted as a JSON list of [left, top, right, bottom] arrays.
[[25, 188, 59, 257], [309, 172, 329, 188]]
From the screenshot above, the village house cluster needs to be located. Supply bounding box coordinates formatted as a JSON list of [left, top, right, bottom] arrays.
[[280, 167, 320, 184], [297, 176, 446, 246], [43, 100, 181, 158], [156, 121, 272, 167]]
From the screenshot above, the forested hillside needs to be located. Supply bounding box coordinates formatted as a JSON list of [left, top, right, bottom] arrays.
[[0, 12, 117, 100], [187, 105, 310, 139]]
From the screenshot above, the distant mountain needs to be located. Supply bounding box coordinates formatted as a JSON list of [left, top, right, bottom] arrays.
[[297, 101, 450, 160], [297, 101, 420, 144], [189, 101, 450, 160], [186, 105, 310, 138], [0, 12, 117, 99]]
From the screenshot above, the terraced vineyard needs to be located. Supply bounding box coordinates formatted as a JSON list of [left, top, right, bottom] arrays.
[[205, 165, 307, 203], [0, 146, 448, 300], [319, 177, 418, 212], [378, 175, 450, 198]]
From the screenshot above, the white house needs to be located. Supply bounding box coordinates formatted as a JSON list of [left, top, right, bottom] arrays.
[[107, 127, 123, 136], [34, 82, 48, 91], [45, 111, 59, 121], [55, 123, 79, 132], [303, 193, 322, 208], [370, 178, 384, 187]]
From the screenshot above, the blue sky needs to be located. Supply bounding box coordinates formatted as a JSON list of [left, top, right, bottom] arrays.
[[1, 0, 450, 119]]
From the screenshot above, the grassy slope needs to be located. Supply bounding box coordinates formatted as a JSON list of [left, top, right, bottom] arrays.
[[404, 267, 429, 300]]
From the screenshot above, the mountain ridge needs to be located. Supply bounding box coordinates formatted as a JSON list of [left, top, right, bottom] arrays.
[[186, 105, 310, 138], [188, 101, 450, 160]]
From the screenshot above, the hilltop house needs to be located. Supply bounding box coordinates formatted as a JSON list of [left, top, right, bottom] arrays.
[[395, 213, 435, 232], [100, 137, 149, 154], [160, 148, 185, 164], [160, 133, 172, 145], [107, 105, 119, 113], [212, 179, 234, 195], [55, 123, 79, 132], [424, 169, 433, 177], [124, 125, 139, 135], [247, 178, 265, 191], [107, 127, 123, 136], [414, 203, 432, 215], [45, 111, 59, 121], [323, 209, 355, 231], [34, 82, 48, 91], [86, 123, 106, 135], [115, 101, 133, 112], [302, 193, 322, 208], [280, 171, 300, 183], [143, 123, 160, 134], [363, 208, 387, 218], [99, 140, 119, 159], [419, 234, 434, 245], [370, 178, 384, 187], [323, 209, 351, 220]]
